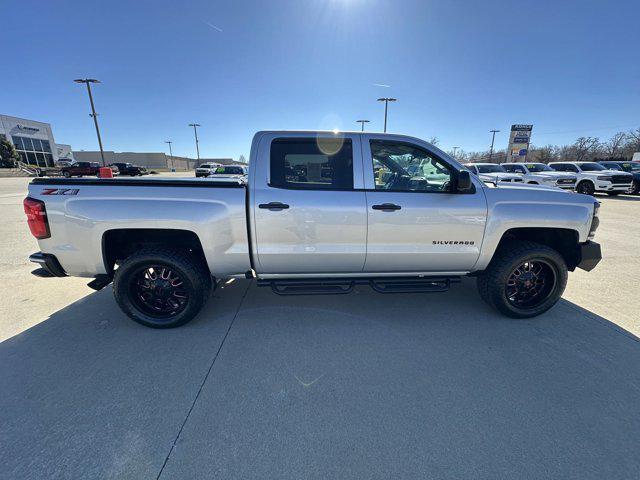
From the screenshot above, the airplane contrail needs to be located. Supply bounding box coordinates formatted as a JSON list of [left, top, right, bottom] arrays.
[[204, 21, 223, 32], [373, 83, 391, 88]]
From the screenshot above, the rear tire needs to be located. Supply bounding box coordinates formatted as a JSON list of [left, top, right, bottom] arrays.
[[113, 247, 212, 328], [63, 171, 71, 178], [476, 241, 568, 318], [576, 180, 595, 195]]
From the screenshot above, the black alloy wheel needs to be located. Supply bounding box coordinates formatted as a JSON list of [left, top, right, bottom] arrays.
[[129, 265, 189, 318], [576, 181, 595, 195], [505, 260, 556, 309]]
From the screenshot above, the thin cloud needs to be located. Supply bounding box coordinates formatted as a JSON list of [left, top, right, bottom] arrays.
[[203, 21, 223, 32], [373, 83, 391, 88]]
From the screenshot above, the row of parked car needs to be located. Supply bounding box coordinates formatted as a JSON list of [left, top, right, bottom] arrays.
[[56, 161, 148, 178], [465, 161, 640, 195], [194, 163, 248, 178]]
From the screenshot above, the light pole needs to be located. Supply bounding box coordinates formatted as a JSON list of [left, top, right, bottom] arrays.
[[189, 123, 201, 167], [489, 129, 500, 162], [356, 119, 370, 132], [377, 97, 397, 133], [165, 140, 173, 170], [74, 78, 106, 166]]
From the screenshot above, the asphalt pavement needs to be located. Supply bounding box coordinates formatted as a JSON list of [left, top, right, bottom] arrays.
[[1, 176, 639, 479]]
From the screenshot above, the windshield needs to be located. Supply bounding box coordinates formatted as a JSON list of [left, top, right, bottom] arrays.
[[579, 163, 606, 171], [619, 162, 640, 172], [476, 164, 506, 173], [525, 163, 554, 172]]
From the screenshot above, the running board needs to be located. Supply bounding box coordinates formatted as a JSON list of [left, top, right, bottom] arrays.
[[257, 276, 460, 296]]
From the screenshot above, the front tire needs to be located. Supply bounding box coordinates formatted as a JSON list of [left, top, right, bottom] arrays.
[[113, 248, 212, 328], [477, 241, 568, 318], [630, 180, 640, 195], [576, 180, 595, 195]]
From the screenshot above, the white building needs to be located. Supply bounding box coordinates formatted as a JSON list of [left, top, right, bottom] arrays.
[[0, 114, 61, 167]]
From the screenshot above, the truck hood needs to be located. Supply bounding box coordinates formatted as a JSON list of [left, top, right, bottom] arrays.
[[529, 171, 575, 180], [478, 172, 521, 180], [485, 182, 565, 193], [579, 169, 632, 178]]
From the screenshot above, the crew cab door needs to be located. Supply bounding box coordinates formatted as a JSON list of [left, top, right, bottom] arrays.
[[362, 135, 487, 273], [251, 133, 367, 274]]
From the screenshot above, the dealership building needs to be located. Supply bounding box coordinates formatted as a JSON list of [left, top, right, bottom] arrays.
[[0, 114, 70, 167]]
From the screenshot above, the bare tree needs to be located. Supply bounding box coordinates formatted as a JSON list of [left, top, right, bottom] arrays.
[[428, 136, 439, 146], [238, 154, 247, 164], [527, 145, 558, 163], [625, 128, 640, 154], [572, 137, 600, 162], [602, 132, 627, 158]]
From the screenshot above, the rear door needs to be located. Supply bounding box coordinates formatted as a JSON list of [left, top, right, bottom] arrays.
[[362, 135, 487, 273], [252, 133, 367, 274]]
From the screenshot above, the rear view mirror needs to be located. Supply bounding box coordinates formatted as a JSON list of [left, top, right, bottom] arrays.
[[456, 169, 473, 192]]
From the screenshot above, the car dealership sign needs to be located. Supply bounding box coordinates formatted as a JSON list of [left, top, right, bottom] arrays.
[[506, 124, 533, 163]]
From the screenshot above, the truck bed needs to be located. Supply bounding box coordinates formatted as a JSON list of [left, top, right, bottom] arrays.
[[31, 176, 246, 188], [28, 176, 251, 278]]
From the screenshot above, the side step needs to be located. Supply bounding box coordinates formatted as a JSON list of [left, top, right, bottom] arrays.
[[257, 276, 460, 296]]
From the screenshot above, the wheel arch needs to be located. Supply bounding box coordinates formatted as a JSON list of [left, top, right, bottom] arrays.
[[102, 228, 209, 276], [495, 227, 581, 271]]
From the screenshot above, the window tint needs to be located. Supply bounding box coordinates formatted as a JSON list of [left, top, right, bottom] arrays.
[[270, 138, 353, 190], [579, 162, 606, 171], [370, 140, 453, 193]]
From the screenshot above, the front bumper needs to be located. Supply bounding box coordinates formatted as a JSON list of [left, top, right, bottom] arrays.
[[596, 183, 632, 192], [29, 252, 67, 277], [576, 241, 601, 272]]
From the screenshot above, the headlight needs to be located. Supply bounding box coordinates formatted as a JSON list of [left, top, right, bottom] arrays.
[[597, 176, 612, 181], [589, 201, 600, 239]]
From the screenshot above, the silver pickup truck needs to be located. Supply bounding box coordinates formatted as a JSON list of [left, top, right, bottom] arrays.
[[24, 131, 602, 328]]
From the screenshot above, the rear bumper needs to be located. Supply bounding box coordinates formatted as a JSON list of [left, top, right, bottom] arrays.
[[29, 252, 67, 277], [576, 241, 601, 272]]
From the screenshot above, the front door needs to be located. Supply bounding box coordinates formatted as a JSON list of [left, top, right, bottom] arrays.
[[252, 134, 368, 274], [362, 136, 487, 273]]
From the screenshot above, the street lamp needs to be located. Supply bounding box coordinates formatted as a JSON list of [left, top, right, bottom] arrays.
[[165, 140, 174, 170], [489, 129, 500, 162], [188, 123, 201, 167], [356, 119, 370, 132], [377, 98, 397, 133], [74, 78, 106, 166]]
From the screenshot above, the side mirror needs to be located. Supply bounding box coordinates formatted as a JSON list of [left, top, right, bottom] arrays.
[[456, 169, 473, 192]]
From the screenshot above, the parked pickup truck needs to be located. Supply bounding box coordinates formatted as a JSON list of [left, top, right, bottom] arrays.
[[24, 131, 602, 328]]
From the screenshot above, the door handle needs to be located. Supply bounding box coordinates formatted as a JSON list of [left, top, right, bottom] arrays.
[[259, 202, 290, 211], [372, 203, 402, 211]]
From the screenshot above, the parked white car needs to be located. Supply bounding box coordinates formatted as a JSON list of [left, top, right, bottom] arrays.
[[465, 163, 524, 185], [502, 163, 577, 190], [194, 163, 223, 177], [548, 162, 634, 196]]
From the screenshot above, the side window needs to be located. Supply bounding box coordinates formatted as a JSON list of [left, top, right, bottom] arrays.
[[567, 164, 579, 173], [549, 164, 562, 171], [270, 138, 353, 190], [370, 140, 453, 193], [513, 165, 526, 174]]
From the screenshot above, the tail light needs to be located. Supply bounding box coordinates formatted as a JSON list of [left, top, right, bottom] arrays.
[[23, 197, 50, 239]]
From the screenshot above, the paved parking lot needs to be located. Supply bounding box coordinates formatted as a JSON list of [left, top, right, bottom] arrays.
[[1, 176, 639, 479]]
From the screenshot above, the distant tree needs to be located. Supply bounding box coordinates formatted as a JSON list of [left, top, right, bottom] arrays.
[[238, 154, 247, 164], [601, 132, 627, 159], [572, 136, 600, 162], [0, 138, 20, 168], [427, 136, 439, 146], [625, 128, 640, 155], [528, 145, 558, 163]]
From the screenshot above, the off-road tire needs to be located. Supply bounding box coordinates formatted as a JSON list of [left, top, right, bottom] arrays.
[[113, 247, 212, 328], [477, 241, 568, 318]]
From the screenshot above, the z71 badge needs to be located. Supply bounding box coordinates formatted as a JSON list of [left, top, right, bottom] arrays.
[[41, 188, 80, 196]]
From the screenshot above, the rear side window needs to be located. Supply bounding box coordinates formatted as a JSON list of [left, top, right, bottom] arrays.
[[270, 138, 353, 190]]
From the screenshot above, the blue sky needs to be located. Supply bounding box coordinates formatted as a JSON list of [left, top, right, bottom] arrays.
[[1, 0, 639, 159]]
